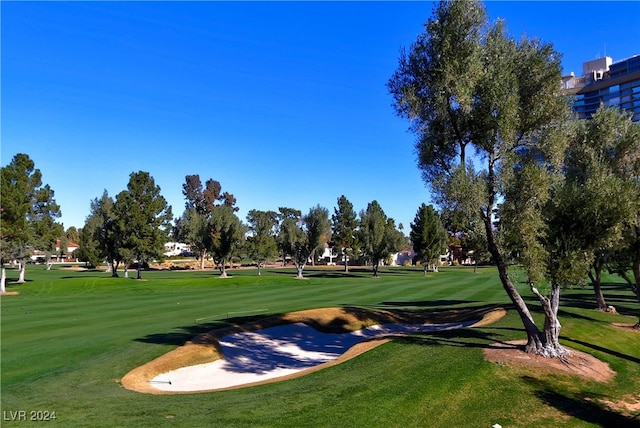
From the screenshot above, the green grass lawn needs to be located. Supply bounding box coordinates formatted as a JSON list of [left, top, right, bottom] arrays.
[[1, 264, 639, 427]]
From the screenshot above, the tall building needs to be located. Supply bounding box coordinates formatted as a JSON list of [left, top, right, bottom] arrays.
[[561, 55, 640, 121]]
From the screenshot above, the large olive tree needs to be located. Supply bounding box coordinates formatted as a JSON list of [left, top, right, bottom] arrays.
[[569, 108, 640, 312], [279, 205, 331, 279], [246, 209, 279, 276], [207, 205, 245, 278], [579, 108, 640, 326], [389, 0, 573, 356]]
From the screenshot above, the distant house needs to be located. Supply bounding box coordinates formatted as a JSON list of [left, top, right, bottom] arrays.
[[30, 240, 79, 262], [440, 245, 474, 265], [317, 244, 337, 265], [30, 250, 47, 263], [390, 249, 414, 266], [55, 239, 79, 257], [164, 242, 191, 257]]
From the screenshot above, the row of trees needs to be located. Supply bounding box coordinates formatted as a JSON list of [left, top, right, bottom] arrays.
[[79, 172, 447, 280], [388, 0, 640, 354], [0, 154, 451, 286], [0, 155, 178, 287], [77, 171, 173, 279], [171, 176, 444, 279]]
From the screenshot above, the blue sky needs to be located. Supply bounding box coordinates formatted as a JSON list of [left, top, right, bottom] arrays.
[[3, 1, 639, 232]]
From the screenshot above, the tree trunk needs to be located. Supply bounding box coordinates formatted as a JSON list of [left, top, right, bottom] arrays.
[[632, 258, 640, 299], [589, 256, 608, 310], [529, 282, 569, 357], [110, 259, 119, 277], [1, 266, 6, 293], [17, 261, 26, 283], [631, 255, 640, 328], [483, 215, 552, 355], [589, 272, 608, 311], [219, 260, 228, 278], [295, 263, 305, 279], [344, 251, 349, 273], [46, 261, 53, 271]]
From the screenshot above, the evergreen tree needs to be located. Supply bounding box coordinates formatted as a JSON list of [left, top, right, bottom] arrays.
[[331, 195, 359, 272], [410, 204, 447, 276], [175, 174, 237, 269], [115, 171, 172, 279], [1, 153, 62, 289]]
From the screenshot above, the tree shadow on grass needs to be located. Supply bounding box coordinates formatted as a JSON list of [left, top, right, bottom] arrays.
[[296, 270, 363, 279], [266, 268, 411, 278], [3, 282, 29, 290], [523, 376, 640, 427], [379, 299, 479, 308], [520, 292, 638, 319], [4, 278, 33, 285], [557, 306, 639, 329], [60, 275, 112, 279], [392, 327, 513, 351], [560, 293, 639, 311], [559, 336, 640, 365], [556, 308, 614, 324], [135, 314, 277, 347]]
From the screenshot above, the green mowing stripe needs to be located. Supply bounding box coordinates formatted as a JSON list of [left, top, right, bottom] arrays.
[[2, 265, 638, 428], [453, 284, 509, 304]]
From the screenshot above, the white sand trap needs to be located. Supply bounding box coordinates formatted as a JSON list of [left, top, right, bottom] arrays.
[[150, 320, 476, 392]]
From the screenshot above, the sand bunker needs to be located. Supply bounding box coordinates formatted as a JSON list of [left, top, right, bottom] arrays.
[[150, 320, 477, 392], [122, 306, 506, 394]]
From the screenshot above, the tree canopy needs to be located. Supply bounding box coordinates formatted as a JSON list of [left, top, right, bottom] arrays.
[[115, 171, 173, 279], [1, 153, 62, 289], [207, 204, 245, 277], [279, 205, 331, 279], [359, 201, 405, 277], [174, 174, 237, 270], [78, 190, 122, 274], [389, 0, 573, 356], [410, 203, 447, 275], [331, 195, 359, 273], [246, 209, 279, 275]]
